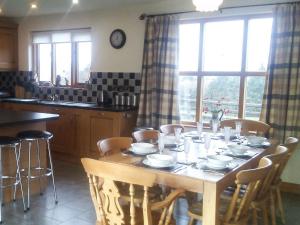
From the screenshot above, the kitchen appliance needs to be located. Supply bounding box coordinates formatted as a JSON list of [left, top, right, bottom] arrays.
[[97, 91, 110, 106]]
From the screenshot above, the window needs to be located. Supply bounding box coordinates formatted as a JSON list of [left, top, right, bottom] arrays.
[[179, 16, 273, 123], [32, 29, 92, 86]]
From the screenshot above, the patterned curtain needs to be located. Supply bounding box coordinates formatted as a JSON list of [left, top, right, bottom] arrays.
[[260, 3, 300, 143], [137, 15, 180, 129]]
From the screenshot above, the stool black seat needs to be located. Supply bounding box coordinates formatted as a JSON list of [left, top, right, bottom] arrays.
[[17, 130, 53, 140], [0, 136, 20, 146]]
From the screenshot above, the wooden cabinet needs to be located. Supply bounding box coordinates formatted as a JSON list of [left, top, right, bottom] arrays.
[[0, 102, 137, 162], [0, 20, 18, 70]]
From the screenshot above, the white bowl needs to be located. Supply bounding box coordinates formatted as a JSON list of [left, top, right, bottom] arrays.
[[147, 154, 174, 167], [163, 136, 176, 145], [207, 155, 233, 167], [131, 143, 155, 154], [247, 136, 267, 145], [227, 144, 249, 155]]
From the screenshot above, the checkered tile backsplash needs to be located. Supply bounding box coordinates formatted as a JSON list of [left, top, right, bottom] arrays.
[[0, 71, 141, 103]]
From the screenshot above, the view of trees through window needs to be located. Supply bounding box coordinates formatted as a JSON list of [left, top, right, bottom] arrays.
[[178, 16, 273, 122]]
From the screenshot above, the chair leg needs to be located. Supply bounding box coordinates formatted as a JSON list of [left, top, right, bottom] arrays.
[[36, 140, 43, 195], [262, 203, 269, 225], [47, 140, 58, 204], [27, 141, 32, 210], [276, 187, 285, 224], [13, 142, 21, 201], [188, 218, 195, 225], [14, 145, 26, 212], [270, 190, 277, 225], [252, 207, 258, 225]]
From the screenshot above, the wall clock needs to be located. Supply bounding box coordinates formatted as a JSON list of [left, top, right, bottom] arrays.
[[110, 29, 126, 49]]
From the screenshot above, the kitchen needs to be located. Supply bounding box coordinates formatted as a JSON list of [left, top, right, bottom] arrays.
[[0, 0, 300, 225]]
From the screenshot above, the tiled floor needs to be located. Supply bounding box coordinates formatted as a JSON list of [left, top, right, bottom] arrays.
[[1, 160, 300, 225]]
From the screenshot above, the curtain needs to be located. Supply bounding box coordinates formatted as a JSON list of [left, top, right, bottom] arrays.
[[260, 3, 300, 143], [137, 15, 180, 129]]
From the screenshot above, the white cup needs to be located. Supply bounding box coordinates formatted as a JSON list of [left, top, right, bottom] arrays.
[[158, 133, 165, 154]]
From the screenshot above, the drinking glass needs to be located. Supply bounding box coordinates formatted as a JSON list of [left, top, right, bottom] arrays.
[[184, 137, 192, 163], [224, 126, 232, 144], [158, 133, 165, 154], [235, 121, 242, 139], [212, 120, 219, 135], [174, 127, 182, 147], [204, 133, 211, 155], [197, 121, 203, 140]]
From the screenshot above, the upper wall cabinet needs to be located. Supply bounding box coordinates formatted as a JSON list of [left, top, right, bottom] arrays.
[[0, 20, 18, 71]]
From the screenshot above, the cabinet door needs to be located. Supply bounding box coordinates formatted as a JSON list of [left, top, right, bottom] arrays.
[[89, 113, 119, 158], [0, 28, 17, 70], [47, 111, 76, 156]]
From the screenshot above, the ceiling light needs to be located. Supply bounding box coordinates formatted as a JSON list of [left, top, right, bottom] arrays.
[[31, 2, 38, 9], [0, 8, 2, 14], [72, 0, 79, 4], [192, 0, 223, 12]]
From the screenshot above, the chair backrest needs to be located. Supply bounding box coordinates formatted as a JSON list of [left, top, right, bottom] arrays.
[[160, 124, 184, 135], [81, 158, 183, 225], [257, 146, 289, 199], [224, 158, 272, 224], [97, 137, 133, 157], [220, 119, 271, 136], [132, 130, 160, 143], [271, 137, 300, 185]]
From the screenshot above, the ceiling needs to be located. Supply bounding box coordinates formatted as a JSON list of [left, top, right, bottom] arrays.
[[0, 0, 163, 17]]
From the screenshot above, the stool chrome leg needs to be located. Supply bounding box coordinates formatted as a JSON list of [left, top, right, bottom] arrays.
[[0, 146, 2, 223], [13, 142, 21, 201], [27, 141, 32, 210], [36, 140, 42, 195], [14, 145, 26, 212], [47, 140, 58, 204]]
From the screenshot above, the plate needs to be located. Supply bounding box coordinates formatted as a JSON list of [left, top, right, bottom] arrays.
[[247, 141, 271, 148], [205, 162, 227, 170], [129, 147, 157, 155], [142, 159, 176, 169]]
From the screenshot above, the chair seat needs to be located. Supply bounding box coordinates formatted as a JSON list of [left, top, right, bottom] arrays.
[[17, 130, 53, 140], [0, 136, 20, 146]]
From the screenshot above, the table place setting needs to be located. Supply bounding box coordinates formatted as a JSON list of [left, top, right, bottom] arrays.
[[122, 143, 158, 156]]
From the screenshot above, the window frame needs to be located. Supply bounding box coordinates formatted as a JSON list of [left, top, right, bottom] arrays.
[[179, 14, 273, 124], [32, 29, 92, 87]]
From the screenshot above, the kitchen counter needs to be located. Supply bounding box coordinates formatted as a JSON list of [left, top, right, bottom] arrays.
[[0, 109, 59, 127], [1, 98, 137, 112]]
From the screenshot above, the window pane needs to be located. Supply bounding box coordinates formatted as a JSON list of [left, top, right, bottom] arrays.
[[179, 76, 197, 121], [77, 42, 91, 83], [202, 76, 240, 122], [179, 23, 200, 71], [246, 18, 273, 72], [38, 44, 52, 82], [203, 20, 244, 71], [55, 43, 71, 85], [245, 76, 266, 120]]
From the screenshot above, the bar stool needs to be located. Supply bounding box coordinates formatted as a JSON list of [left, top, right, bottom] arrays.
[[0, 136, 26, 222], [17, 130, 58, 210]]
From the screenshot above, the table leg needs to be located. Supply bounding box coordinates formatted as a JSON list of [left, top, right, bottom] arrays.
[[203, 182, 220, 225]]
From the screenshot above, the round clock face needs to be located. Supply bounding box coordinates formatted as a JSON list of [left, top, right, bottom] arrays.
[[110, 29, 126, 49]]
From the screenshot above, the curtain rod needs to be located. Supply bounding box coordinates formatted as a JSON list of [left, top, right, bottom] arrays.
[[139, 1, 300, 20]]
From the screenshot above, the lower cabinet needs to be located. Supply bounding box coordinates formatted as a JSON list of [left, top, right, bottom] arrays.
[[0, 102, 137, 162]]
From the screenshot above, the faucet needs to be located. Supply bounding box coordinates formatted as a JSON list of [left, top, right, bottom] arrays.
[[47, 94, 59, 101]]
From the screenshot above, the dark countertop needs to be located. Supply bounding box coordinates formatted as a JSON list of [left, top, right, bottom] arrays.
[[0, 98, 138, 112], [0, 109, 59, 127]]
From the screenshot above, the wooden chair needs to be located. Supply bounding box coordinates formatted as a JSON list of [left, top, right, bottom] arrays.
[[160, 124, 184, 135], [220, 119, 271, 136], [251, 146, 289, 225], [97, 137, 133, 157], [97, 137, 162, 204], [132, 130, 160, 143], [269, 137, 299, 225], [187, 157, 273, 225], [81, 158, 184, 225]]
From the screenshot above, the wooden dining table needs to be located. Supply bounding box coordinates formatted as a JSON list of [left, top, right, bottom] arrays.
[[99, 134, 278, 225]]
